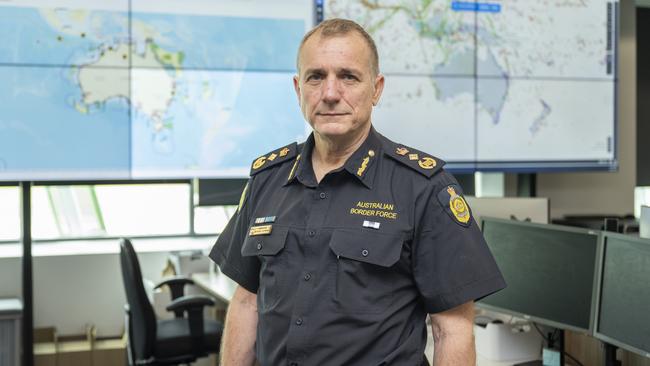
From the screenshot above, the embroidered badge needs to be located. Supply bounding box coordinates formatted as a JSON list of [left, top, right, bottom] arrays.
[[267, 153, 278, 161], [447, 186, 470, 224], [279, 147, 290, 157], [437, 184, 472, 227], [408, 153, 419, 161]]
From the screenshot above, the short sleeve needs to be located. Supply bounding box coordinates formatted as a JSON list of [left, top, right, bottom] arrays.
[[208, 178, 261, 293], [412, 172, 506, 314]]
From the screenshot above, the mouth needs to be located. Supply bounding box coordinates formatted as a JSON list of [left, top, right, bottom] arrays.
[[316, 112, 350, 117]]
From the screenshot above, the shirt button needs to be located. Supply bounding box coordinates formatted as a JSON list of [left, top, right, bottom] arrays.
[[295, 318, 303, 326], [319, 192, 326, 199], [361, 249, 369, 257], [256, 243, 263, 250], [308, 230, 315, 237], [304, 273, 311, 281]]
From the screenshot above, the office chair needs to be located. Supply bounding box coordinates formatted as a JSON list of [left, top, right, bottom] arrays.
[[119, 238, 223, 365]]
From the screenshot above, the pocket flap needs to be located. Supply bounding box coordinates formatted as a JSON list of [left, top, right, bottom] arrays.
[[241, 226, 289, 256], [329, 229, 404, 267]]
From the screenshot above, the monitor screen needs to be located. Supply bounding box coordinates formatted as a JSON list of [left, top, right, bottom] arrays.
[[323, 0, 618, 172], [0, 0, 312, 181], [478, 218, 601, 332], [595, 233, 650, 357]]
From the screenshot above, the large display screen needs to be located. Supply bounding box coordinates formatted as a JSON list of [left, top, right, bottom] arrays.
[[324, 0, 618, 171], [595, 233, 650, 357], [0, 0, 312, 181], [478, 218, 601, 332]]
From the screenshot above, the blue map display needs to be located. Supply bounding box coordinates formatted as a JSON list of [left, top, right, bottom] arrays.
[[0, 2, 310, 180]]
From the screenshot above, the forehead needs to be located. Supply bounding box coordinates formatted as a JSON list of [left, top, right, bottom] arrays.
[[299, 32, 372, 72]]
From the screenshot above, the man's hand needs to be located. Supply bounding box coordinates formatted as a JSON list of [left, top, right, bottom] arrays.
[[220, 285, 258, 366], [429, 301, 476, 366]]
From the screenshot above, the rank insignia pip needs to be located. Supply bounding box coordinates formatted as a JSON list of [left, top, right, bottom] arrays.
[[396, 147, 409, 156], [437, 184, 471, 227], [279, 147, 290, 157], [408, 153, 419, 161]]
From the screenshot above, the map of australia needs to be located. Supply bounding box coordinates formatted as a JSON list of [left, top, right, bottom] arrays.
[[0, 1, 310, 180]]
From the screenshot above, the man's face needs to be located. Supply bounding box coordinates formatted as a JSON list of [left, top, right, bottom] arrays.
[[294, 32, 384, 140]]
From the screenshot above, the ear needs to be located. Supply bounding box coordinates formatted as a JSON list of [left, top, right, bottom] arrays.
[[372, 73, 385, 106], [293, 74, 301, 105]]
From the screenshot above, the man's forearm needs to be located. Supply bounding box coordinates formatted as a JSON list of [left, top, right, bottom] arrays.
[[431, 329, 476, 366], [220, 286, 258, 366], [430, 301, 476, 366]]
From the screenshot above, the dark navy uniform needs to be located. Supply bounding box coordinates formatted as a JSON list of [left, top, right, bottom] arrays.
[[210, 127, 506, 366]]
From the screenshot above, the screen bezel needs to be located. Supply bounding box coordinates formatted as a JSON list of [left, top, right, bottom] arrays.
[[592, 232, 650, 358], [476, 217, 602, 334]]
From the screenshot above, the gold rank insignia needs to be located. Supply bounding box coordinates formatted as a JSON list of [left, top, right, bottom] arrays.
[[418, 157, 437, 170], [267, 153, 278, 161], [396, 147, 409, 156], [447, 186, 470, 224], [249, 224, 273, 236], [408, 153, 419, 161], [237, 182, 249, 212], [279, 147, 290, 157], [357, 156, 370, 176], [252, 156, 266, 170]]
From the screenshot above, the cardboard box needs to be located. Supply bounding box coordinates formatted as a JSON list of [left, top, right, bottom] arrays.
[[33, 325, 127, 366]]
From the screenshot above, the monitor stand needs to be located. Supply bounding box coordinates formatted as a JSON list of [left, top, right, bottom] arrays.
[[604, 343, 621, 366]]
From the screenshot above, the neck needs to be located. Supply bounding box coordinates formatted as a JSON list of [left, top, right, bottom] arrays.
[[311, 125, 371, 182]]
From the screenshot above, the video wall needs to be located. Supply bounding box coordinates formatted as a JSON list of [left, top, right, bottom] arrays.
[[0, 0, 618, 181]]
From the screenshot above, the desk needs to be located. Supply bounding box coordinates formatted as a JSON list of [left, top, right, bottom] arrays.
[[192, 271, 237, 304]]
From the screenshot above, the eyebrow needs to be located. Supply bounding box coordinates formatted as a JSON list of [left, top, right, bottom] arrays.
[[302, 67, 363, 77]]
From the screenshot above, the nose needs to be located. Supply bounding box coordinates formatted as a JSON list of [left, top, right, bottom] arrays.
[[322, 75, 341, 104]]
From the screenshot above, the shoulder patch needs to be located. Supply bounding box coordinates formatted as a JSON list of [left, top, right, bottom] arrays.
[[384, 143, 445, 178], [250, 142, 298, 176], [437, 184, 472, 227]]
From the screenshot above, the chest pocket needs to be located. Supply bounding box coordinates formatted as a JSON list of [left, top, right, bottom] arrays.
[[329, 229, 404, 314], [241, 226, 289, 310]]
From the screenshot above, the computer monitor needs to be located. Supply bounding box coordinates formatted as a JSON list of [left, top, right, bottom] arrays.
[[594, 233, 650, 357], [477, 217, 601, 333]]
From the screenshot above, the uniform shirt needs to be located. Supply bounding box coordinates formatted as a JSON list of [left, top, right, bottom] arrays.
[[210, 127, 506, 366]]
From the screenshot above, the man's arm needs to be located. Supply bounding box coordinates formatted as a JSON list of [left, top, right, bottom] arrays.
[[220, 285, 258, 366], [429, 301, 476, 366]]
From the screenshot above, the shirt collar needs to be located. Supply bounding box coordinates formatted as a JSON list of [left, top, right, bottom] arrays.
[[284, 127, 382, 189]]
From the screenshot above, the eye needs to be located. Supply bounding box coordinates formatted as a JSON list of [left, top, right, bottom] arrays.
[[342, 73, 358, 81], [306, 73, 323, 82]]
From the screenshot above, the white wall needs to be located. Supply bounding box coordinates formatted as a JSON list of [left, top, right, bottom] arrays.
[[537, 0, 637, 219], [0, 237, 213, 337]]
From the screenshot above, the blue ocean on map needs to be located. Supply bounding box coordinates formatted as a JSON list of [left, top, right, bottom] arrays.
[[0, 66, 130, 178]]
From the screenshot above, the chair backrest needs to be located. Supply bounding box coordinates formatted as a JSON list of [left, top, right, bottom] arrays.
[[119, 238, 157, 361]]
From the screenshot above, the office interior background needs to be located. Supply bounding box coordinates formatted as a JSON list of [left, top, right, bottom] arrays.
[[1, 0, 650, 365]]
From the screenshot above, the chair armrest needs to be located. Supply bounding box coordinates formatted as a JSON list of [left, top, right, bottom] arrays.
[[166, 295, 215, 312], [155, 276, 195, 299], [166, 295, 216, 353]]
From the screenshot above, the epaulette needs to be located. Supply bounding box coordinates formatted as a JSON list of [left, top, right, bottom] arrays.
[[249, 142, 298, 176], [383, 142, 445, 178]]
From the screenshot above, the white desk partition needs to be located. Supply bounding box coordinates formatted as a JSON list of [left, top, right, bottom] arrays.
[[465, 197, 550, 226]]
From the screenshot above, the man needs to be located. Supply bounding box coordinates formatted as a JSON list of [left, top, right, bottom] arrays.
[[210, 18, 506, 366]]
